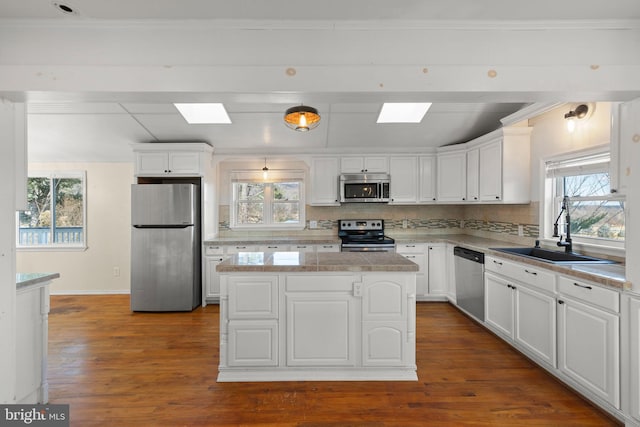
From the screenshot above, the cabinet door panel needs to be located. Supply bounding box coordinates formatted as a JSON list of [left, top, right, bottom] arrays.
[[137, 152, 168, 174], [479, 141, 502, 201], [514, 285, 556, 367], [437, 152, 466, 202], [466, 148, 479, 202], [363, 275, 410, 321], [228, 276, 278, 319], [484, 273, 514, 337], [228, 320, 278, 366], [168, 152, 201, 174], [427, 245, 447, 296], [389, 156, 418, 203], [419, 155, 437, 202], [363, 322, 406, 366], [310, 157, 339, 205], [558, 297, 620, 408], [630, 296, 640, 421], [286, 296, 356, 366]]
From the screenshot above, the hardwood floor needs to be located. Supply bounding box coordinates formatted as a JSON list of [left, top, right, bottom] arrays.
[[47, 295, 621, 426]]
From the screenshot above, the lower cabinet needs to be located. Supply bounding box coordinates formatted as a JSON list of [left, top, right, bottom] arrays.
[[397, 242, 447, 300], [427, 244, 447, 296], [219, 272, 417, 381], [286, 295, 357, 366], [557, 294, 620, 408], [485, 272, 557, 368], [629, 295, 640, 423], [228, 320, 278, 366]]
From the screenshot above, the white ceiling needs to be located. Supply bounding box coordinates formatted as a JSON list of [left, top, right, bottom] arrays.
[[2, 0, 638, 162]]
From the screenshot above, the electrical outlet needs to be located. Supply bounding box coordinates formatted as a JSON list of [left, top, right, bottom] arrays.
[[518, 224, 524, 237], [113, 267, 120, 277], [402, 219, 408, 229], [460, 220, 465, 229], [309, 220, 318, 229]]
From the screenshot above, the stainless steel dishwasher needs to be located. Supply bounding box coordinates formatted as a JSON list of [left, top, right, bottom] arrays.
[[454, 246, 485, 322]]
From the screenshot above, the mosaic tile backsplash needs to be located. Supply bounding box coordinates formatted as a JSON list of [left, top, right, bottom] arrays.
[[218, 203, 540, 240]]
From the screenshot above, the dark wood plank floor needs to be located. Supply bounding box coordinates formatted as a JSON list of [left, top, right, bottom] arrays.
[[47, 295, 621, 426]]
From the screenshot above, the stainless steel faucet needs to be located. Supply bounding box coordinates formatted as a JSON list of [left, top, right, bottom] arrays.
[[553, 195, 572, 253]]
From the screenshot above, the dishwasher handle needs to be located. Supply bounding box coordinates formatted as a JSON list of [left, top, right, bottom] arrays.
[[453, 246, 485, 264]]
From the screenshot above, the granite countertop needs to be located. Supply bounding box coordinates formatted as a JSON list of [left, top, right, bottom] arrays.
[[217, 251, 419, 273], [204, 237, 340, 246], [206, 233, 628, 290], [16, 272, 60, 290]]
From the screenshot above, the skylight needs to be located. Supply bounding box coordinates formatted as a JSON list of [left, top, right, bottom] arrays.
[[174, 103, 232, 124], [376, 103, 432, 123]]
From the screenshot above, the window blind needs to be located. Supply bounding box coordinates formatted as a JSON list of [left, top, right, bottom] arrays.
[[545, 152, 610, 178]]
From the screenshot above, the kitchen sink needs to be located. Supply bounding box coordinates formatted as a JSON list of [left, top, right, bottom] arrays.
[[489, 247, 617, 264]]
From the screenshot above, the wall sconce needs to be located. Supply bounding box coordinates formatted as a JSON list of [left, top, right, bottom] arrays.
[[284, 105, 321, 132], [262, 158, 269, 180], [564, 104, 589, 133]]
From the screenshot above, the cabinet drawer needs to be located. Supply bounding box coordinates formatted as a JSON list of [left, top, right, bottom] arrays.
[[396, 243, 426, 253], [316, 244, 340, 252], [226, 245, 259, 254], [258, 244, 290, 252], [292, 244, 315, 252], [486, 256, 556, 294], [398, 253, 426, 272], [286, 275, 354, 292], [558, 276, 619, 312], [204, 244, 224, 256]]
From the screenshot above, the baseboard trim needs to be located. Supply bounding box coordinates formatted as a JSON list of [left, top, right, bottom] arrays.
[[51, 290, 130, 295]]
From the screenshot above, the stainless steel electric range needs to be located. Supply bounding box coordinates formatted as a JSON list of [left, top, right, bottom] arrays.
[[338, 219, 395, 252]]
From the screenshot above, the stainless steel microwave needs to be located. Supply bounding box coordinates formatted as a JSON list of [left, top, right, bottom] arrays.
[[339, 173, 390, 203]]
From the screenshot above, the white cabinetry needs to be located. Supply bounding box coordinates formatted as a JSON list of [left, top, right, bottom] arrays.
[[389, 156, 418, 204], [362, 274, 414, 367], [484, 256, 557, 368], [466, 148, 479, 202], [628, 294, 640, 423], [436, 150, 467, 202], [557, 275, 620, 408], [610, 98, 640, 195], [396, 243, 427, 297], [418, 155, 437, 203], [315, 243, 340, 252], [341, 156, 388, 173], [478, 140, 502, 201], [310, 157, 340, 205], [133, 143, 213, 177], [204, 244, 225, 302], [16, 281, 50, 404], [427, 244, 448, 297]]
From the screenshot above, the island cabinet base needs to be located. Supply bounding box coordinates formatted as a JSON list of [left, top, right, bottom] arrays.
[[218, 272, 417, 382]]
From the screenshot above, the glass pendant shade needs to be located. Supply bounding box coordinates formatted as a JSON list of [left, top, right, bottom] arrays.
[[284, 105, 321, 132]]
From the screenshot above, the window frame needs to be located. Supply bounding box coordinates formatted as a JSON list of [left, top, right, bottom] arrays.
[[230, 174, 305, 230], [541, 147, 625, 255], [16, 170, 87, 251]]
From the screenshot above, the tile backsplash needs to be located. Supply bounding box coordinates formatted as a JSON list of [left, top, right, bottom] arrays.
[[218, 202, 539, 244]]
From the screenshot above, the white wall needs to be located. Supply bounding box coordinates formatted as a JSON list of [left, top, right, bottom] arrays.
[[529, 102, 613, 201], [16, 162, 133, 294]]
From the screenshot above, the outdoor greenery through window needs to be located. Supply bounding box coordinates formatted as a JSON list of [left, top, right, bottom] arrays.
[[18, 172, 86, 248], [232, 180, 303, 228], [546, 151, 624, 245]]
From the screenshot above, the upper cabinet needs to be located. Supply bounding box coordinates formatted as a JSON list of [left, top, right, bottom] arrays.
[[436, 150, 467, 202], [341, 156, 388, 173], [610, 98, 640, 196], [389, 156, 418, 204], [310, 157, 340, 206], [436, 126, 532, 204], [418, 155, 437, 203], [133, 143, 214, 177]]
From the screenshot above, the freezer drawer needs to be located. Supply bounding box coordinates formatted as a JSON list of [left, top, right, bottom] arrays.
[[131, 226, 199, 311]]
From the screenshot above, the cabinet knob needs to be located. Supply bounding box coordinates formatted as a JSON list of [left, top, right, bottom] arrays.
[[462, 198, 466, 201], [610, 189, 618, 193], [558, 300, 565, 305], [432, 198, 436, 201], [495, 196, 500, 200], [474, 197, 478, 200]]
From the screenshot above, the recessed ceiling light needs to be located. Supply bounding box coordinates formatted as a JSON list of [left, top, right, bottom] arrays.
[[376, 103, 432, 123], [174, 103, 232, 124]]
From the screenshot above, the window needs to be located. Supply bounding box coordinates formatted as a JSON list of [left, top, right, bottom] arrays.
[[545, 150, 624, 248], [17, 171, 86, 249], [231, 172, 304, 229]]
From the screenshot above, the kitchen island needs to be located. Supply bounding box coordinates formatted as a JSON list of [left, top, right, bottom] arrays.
[[216, 251, 418, 382]]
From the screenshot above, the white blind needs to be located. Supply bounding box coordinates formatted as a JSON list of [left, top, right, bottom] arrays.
[[230, 169, 304, 183], [545, 152, 610, 178]]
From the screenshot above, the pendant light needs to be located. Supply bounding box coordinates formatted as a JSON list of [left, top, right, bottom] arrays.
[[262, 158, 269, 180], [284, 105, 321, 132]]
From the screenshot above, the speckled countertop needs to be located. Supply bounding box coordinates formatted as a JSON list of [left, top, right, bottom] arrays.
[[16, 272, 60, 290], [217, 251, 418, 273], [207, 233, 628, 290]]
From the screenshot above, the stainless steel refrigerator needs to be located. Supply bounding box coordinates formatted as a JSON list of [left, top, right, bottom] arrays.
[[131, 183, 201, 311]]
